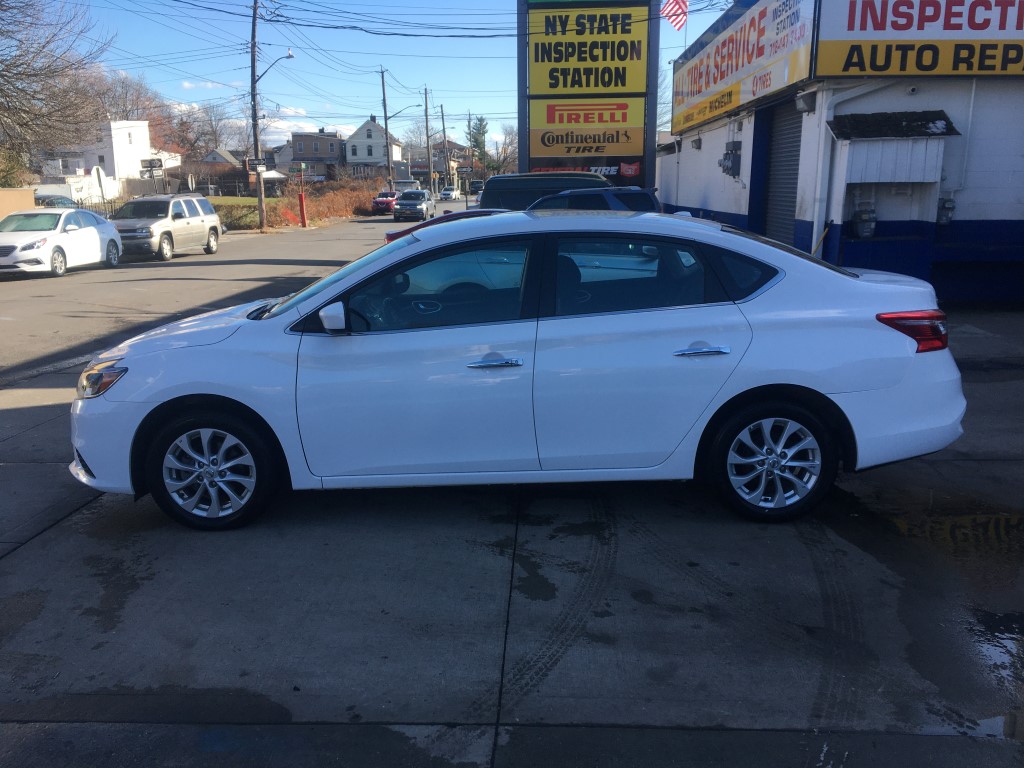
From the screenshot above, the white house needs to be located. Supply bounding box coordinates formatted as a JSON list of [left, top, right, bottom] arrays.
[[346, 116, 402, 177]]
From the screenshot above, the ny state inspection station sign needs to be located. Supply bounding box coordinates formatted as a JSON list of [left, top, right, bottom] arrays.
[[518, 0, 659, 186]]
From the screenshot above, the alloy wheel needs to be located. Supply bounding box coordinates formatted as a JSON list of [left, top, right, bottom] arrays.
[[161, 427, 257, 519], [726, 417, 823, 509]]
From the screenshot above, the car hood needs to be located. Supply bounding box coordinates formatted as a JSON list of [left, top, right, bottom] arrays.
[[94, 299, 270, 361], [0, 230, 57, 247]]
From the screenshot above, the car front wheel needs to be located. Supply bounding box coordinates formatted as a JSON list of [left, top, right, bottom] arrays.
[[709, 402, 837, 522], [157, 234, 174, 261], [145, 412, 278, 530], [105, 240, 119, 267], [50, 248, 67, 277]]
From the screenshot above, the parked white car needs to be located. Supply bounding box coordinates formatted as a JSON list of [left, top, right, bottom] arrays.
[[0, 208, 122, 277], [440, 186, 461, 201], [70, 212, 965, 529]]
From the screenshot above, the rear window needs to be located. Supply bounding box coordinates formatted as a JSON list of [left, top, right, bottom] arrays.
[[194, 197, 216, 215]]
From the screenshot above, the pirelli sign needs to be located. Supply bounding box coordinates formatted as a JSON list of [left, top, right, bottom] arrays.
[[817, 0, 1024, 76], [518, 0, 659, 187]]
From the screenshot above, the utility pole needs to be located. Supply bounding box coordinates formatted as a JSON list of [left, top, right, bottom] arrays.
[[250, 0, 266, 232], [423, 88, 433, 194], [381, 67, 393, 192], [440, 104, 449, 189]]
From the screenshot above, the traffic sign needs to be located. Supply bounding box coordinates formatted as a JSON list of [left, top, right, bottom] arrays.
[[247, 159, 266, 172], [141, 158, 163, 169]]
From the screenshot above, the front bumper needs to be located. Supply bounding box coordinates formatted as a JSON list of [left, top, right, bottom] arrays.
[[70, 395, 151, 494], [119, 234, 160, 254], [394, 209, 426, 221]]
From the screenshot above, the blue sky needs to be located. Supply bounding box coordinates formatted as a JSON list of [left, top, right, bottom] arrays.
[[85, 0, 719, 146]]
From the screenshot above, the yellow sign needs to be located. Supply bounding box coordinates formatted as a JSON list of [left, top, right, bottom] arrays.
[[528, 7, 648, 96], [817, 39, 1024, 76], [530, 98, 645, 156]]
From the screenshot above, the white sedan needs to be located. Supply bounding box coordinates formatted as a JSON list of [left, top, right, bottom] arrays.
[[440, 186, 461, 200], [69, 212, 965, 529], [0, 208, 122, 276]]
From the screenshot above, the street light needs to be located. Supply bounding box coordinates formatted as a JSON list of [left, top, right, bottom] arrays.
[[250, 47, 294, 232], [383, 103, 420, 192]]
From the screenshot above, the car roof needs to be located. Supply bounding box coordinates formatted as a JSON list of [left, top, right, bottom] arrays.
[[407, 210, 728, 247]]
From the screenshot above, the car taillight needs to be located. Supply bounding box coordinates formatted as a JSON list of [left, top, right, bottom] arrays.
[[876, 310, 948, 352]]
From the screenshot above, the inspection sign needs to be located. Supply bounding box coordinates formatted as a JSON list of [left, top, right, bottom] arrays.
[[519, 0, 658, 187], [816, 0, 1024, 76]]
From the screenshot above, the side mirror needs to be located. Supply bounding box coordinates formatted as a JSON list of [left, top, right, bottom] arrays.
[[64, 224, 80, 232], [318, 302, 347, 333], [172, 211, 184, 220]]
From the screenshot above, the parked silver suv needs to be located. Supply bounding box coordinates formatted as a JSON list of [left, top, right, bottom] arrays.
[[110, 193, 223, 261]]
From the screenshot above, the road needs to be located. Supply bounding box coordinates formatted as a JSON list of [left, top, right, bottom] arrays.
[[0, 219, 1021, 767]]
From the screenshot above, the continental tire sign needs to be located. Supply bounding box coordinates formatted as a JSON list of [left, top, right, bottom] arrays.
[[817, 0, 1024, 76], [519, 1, 659, 187]]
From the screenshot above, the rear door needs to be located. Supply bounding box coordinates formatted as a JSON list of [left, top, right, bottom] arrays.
[[533, 234, 752, 470]]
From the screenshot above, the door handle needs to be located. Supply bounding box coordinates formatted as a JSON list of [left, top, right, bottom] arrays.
[[466, 358, 524, 368], [674, 346, 731, 357]]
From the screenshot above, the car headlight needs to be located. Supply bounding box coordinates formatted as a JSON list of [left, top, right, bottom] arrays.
[[19, 238, 47, 251], [76, 360, 128, 399]]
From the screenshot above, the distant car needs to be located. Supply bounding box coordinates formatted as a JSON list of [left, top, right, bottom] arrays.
[[440, 186, 461, 201], [528, 187, 662, 213], [371, 191, 398, 216], [393, 189, 436, 222], [469, 179, 485, 195], [34, 194, 77, 208], [110, 193, 222, 261], [385, 208, 510, 243], [69, 211, 965, 529], [0, 208, 122, 277]]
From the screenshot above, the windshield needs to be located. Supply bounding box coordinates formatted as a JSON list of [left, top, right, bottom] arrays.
[[376, 192, 396, 199], [0, 212, 61, 232], [264, 238, 413, 319], [399, 191, 426, 201], [112, 200, 169, 219]]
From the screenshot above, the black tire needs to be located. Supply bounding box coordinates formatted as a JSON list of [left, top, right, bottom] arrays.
[[157, 233, 174, 261], [50, 248, 67, 277], [104, 240, 120, 267], [708, 402, 837, 522], [145, 411, 279, 530], [204, 229, 219, 254]]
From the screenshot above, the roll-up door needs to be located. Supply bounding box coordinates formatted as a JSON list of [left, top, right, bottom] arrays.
[[765, 103, 802, 245]]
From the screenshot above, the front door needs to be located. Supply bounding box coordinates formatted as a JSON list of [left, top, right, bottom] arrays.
[[296, 238, 541, 478]]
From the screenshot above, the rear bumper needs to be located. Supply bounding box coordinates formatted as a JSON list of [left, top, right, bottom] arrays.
[[831, 351, 966, 470]]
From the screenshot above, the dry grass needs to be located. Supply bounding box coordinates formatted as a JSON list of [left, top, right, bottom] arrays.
[[213, 179, 383, 229]]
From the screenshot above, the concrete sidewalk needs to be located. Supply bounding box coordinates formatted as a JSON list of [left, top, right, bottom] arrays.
[[1, 307, 1022, 557]]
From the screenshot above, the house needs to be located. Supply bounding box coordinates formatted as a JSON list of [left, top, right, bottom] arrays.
[[290, 128, 345, 181], [346, 116, 404, 180], [34, 120, 181, 202]]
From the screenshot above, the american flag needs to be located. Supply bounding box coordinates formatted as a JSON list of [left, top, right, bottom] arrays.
[[661, 0, 689, 31]]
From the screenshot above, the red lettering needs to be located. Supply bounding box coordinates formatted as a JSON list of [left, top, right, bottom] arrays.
[[945, 0, 965, 28], [969, 0, 991, 30], [756, 8, 767, 58], [891, 0, 915, 30], [919, 0, 942, 28]]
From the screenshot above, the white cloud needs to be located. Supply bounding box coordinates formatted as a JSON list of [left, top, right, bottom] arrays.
[[181, 81, 221, 90]]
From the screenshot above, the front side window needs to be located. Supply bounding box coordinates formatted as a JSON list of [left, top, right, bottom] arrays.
[[347, 240, 531, 332], [171, 201, 186, 219], [553, 236, 728, 317]]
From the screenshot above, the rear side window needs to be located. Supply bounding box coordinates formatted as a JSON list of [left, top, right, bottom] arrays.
[[195, 197, 216, 215], [701, 243, 779, 301], [181, 199, 201, 217]]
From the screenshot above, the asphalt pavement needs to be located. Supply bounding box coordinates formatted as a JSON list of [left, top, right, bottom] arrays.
[[1, 229, 1022, 767]]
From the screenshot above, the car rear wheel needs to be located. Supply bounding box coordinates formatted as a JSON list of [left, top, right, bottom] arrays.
[[50, 248, 67, 277], [145, 412, 278, 530], [204, 229, 219, 254], [157, 234, 174, 261], [709, 402, 837, 522], [105, 240, 120, 267]]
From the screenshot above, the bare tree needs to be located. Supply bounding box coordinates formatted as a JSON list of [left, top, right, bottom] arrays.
[[0, 0, 112, 151], [492, 123, 518, 174]]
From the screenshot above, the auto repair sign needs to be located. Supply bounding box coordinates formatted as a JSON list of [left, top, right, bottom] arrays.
[[671, 0, 813, 132], [817, 0, 1024, 76]]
